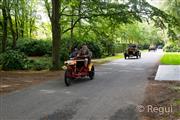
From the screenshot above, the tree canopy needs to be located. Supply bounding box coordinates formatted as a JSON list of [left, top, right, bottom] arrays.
[[0, 0, 179, 70]]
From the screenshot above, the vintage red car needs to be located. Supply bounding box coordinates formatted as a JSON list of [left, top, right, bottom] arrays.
[[63, 58, 95, 86]]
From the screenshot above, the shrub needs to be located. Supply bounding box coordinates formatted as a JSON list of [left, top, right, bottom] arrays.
[[163, 42, 180, 52], [31, 60, 50, 70], [17, 39, 52, 56], [115, 44, 128, 53], [138, 44, 150, 50], [1, 50, 28, 70], [60, 47, 69, 61], [85, 40, 104, 58], [0, 53, 3, 65], [27, 57, 52, 70]]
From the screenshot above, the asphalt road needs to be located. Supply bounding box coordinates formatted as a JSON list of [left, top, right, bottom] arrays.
[[0, 51, 163, 120]]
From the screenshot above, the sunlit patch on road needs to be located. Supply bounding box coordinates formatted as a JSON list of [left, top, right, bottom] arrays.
[[133, 68, 145, 71], [64, 91, 71, 94], [40, 89, 56, 94]]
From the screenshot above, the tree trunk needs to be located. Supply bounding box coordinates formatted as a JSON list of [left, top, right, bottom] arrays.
[[8, 11, 17, 49], [51, 0, 61, 70], [78, 0, 82, 38], [15, 4, 19, 42], [70, 8, 74, 40], [69, 6, 75, 51], [2, 0, 8, 52], [20, 22, 24, 37]]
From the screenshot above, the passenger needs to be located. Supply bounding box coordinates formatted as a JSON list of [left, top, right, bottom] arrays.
[[77, 45, 92, 67], [69, 47, 78, 58]]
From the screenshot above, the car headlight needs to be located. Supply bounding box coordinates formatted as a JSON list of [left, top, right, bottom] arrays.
[[62, 66, 67, 70], [64, 60, 76, 65]]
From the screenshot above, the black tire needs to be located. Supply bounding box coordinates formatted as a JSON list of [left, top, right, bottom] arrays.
[[89, 66, 95, 80], [135, 52, 138, 59], [124, 53, 127, 59], [64, 70, 72, 86], [136, 55, 138, 59]]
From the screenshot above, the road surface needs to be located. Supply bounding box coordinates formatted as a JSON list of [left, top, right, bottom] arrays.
[[0, 51, 163, 120]]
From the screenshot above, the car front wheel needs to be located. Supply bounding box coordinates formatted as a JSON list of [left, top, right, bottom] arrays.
[[64, 70, 72, 86], [89, 66, 95, 80]]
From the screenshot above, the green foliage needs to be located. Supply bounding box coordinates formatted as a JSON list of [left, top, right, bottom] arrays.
[[164, 0, 180, 33], [115, 44, 128, 52], [60, 38, 105, 59], [28, 57, 52, 71], [2, 0, 179, 70], [0, 53, 3, 65], [85, 40, 104, 58], [1, 50, 28, 70], [59, 47, 69, 61], [0, 49, 52, 71], [17, 39, 52, 56], [163, 41, 180, 52]]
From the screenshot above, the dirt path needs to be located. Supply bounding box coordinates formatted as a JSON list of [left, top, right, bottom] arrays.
[[0, 71, 64, 95], [139, 64, 180, 120], [141, 80, 180, 120]]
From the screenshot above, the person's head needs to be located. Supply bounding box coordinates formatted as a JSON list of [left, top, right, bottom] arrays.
[[74, 48, 78, 51], [82, 45, 88, 49]]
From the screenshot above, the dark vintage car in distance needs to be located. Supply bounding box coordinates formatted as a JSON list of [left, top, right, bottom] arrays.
[[148, 45, 157, 51], [157, 45, 163, 49], [124, 44, 141, 59]]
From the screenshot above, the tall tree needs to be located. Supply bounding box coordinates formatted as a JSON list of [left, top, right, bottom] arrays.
[[6, 1, 17, 49], [2, 0, 8, 52], [51, 0, 61, 70]]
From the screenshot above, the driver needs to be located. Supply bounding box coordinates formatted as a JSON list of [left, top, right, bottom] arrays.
[[77, 45, 92, 67]]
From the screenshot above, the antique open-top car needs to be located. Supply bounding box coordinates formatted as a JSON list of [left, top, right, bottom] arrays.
[[124, 44, 141, 59], [63, 58, 95, 86]]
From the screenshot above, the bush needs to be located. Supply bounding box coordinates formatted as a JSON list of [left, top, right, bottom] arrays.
[[138, 44, 150, 50], [85, 40, 104, 58], [31, 60, 50, 70], [60, 38, 105, 59], [115, 44, 128, 53], [27, 57, 52, 70], [0, 53, 3, 65], [163, 42, 180, 52], [1, 50, 29, 70], [17, 39, 52, 56]]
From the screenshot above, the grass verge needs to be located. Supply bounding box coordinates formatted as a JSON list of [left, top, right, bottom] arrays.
[[92, 53, 124, 65], [160, 52, 180, 65]]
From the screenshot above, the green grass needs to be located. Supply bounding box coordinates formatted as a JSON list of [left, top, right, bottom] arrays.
[[92, 53, 124, 65], [141, 49, 148, 53], [160, 53, 180, 65], [174, 99, 180, 117]]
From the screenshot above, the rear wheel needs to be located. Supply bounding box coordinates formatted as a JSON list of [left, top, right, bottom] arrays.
[[64, 70, 72, 86], [89, 66, 95, 80]]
